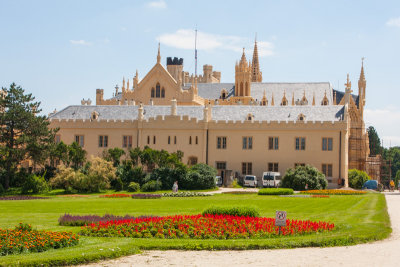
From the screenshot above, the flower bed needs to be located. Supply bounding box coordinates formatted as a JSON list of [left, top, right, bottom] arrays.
[[301, 190, 367, 195], [58, 213, 157, 226], [221, 191, 257, 194], [0, 223, 79, 256], [162, 192, 208, 197], [311, 195, 330, 198], [0, 196, 49, 201], [99, 194, 132, 198], [131, 194, 161, 199], [80, 214, 335, 239]]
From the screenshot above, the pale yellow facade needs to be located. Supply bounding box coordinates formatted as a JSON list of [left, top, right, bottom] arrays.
[[50, 41, 375, 188]]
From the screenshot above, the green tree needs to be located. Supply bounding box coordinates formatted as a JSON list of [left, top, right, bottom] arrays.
[[0, 83, 58, 189], [67, 142, 87, 170], [367, 126, 382, 156], [281, 165, 327, 190], [49, 141, 69, 167], [348, 169, 370, 189], [129, 147, 142, 166], [102, 147, 126, 167]]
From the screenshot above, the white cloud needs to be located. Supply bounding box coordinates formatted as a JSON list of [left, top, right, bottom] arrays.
[[386, 17, 400, 27], [147, 0, 167, 9], [364, 107, 400, 147], [69, 40, 92, 46], [158, 29, 274, 57]]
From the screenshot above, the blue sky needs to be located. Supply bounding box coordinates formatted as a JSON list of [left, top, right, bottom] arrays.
[[1, 0, 399, 146]]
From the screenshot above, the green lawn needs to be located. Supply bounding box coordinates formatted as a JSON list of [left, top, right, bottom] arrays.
[[0, 193, 391, 266]]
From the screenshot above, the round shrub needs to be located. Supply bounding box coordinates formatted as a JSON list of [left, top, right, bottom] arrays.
[[112, 178, 124, 191], [21, 174, 49, 194], [202, 206, 260, 217], [127, 182, 140, 192], [258, 188, 294, 195], [348, 169, 370, 189], [181, 163, 217, 190], [141, 180, 162, 192], [281, 165, 327, 191]]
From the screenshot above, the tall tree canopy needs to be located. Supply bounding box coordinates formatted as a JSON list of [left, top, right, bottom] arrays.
[[0, 83, 57, 189], [367, 126, 382, 156]]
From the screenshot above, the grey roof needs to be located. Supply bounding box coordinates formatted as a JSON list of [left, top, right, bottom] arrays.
[[184, 82, 334, 106], [50, 104, 344, 122], [333, 89, 359, 106]]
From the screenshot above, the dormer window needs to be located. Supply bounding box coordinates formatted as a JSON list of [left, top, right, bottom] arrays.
[[220, 89, 228, 100], [247, 113, 254, 121], [91, 111, 99, 121], [297, 113, 306, 121], [321, 91, 329, 105]]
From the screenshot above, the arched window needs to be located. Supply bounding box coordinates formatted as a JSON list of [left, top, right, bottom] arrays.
[[245, 82, 249, 96], [161, 88, 165, 98], [156, 83, 161, 98], [240, 82, 244, 96], [151, 88, 155, 98]]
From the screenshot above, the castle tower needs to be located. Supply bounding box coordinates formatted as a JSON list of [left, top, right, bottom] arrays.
[[166, 57, 183, 83], [235, 48, 252, 97], [251, 37, 262, 82], [358, 58, 366, 118]]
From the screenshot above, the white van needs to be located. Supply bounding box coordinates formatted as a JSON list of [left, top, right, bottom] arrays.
[[244, 175, 258, 187], [262, 172, 281, 188]]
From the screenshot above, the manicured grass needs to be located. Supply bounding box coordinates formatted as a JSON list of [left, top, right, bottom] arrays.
[[0, 193, 391, 266]]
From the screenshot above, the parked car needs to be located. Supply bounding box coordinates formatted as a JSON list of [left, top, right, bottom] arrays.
[[215, 176, 223, 187], [262, 172, 281, 188], [362, 180, 378, 190], [244, 175, 257, 187]]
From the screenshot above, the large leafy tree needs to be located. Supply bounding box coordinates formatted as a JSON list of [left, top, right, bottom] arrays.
[[367, 126, 382, 156], [0, 83, 57, 189]]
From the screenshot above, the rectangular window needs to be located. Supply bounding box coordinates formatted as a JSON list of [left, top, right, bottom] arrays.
[[147, 136, 150, 145], [189, 136, 192, 145], [75, 135, 84, 147], [216, 162, 226, 170], [99, 135, 108, 148], [295, 163, 306, 168], [268, 162, 279, 172], [295, 137, 306, 150], [196, 136, 198, 145], [268, 137, 279, 150], [242, 162, 252, 175], [153, 136, 156, 145], [242, 137, 253, 150], [322, 164, 333, 177], [55, 135, 61, 144], [322, 138, 333, 151], [217, 137, 227, 149], [174, 136, 177, 144], [168, 136, 171, 145], [122, 135, 132, 148]]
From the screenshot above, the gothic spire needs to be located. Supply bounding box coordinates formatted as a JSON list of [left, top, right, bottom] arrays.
[[157, 42, 161, 64], [251, 35, 262, 82]]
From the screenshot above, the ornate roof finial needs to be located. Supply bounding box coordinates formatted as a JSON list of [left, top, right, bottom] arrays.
[[122, 77, 126, 90], [251, 34, 262, 82], [157, 42, 161, 64], [292, 91, 295, 105], [345, 73, 352, 92], [333, 91, 337, 105], [271, 92, 275, 106], [312, 92, 315, 106]]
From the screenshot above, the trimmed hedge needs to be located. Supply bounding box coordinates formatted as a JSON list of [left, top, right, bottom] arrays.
[[258, 188, 294, 195], [202, 206, 260, 217]]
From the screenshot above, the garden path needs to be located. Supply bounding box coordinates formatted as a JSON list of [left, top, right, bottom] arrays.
[[84, 192, 400, 267]]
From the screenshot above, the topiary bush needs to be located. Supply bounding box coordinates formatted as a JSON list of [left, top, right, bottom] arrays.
[[141, 180, 162, 192], [202, 206, 260, 217], [281, 165, 327, 191], [348, 169, 370, 189], [21, 173, 49, 194], [127, 182, 140, 192], [258, 188, 294, 195]]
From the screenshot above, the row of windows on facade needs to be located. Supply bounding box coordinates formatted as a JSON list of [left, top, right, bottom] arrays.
[[217, 136, 333, 151], [70, 135, 333, 151], [216, 161, 333, 177]]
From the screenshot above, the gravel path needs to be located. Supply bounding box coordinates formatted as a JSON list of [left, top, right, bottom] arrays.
[[83, 192, 399, 267]]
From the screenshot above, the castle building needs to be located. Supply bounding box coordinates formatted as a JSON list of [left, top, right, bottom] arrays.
[[49, 40, 374, 188]]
